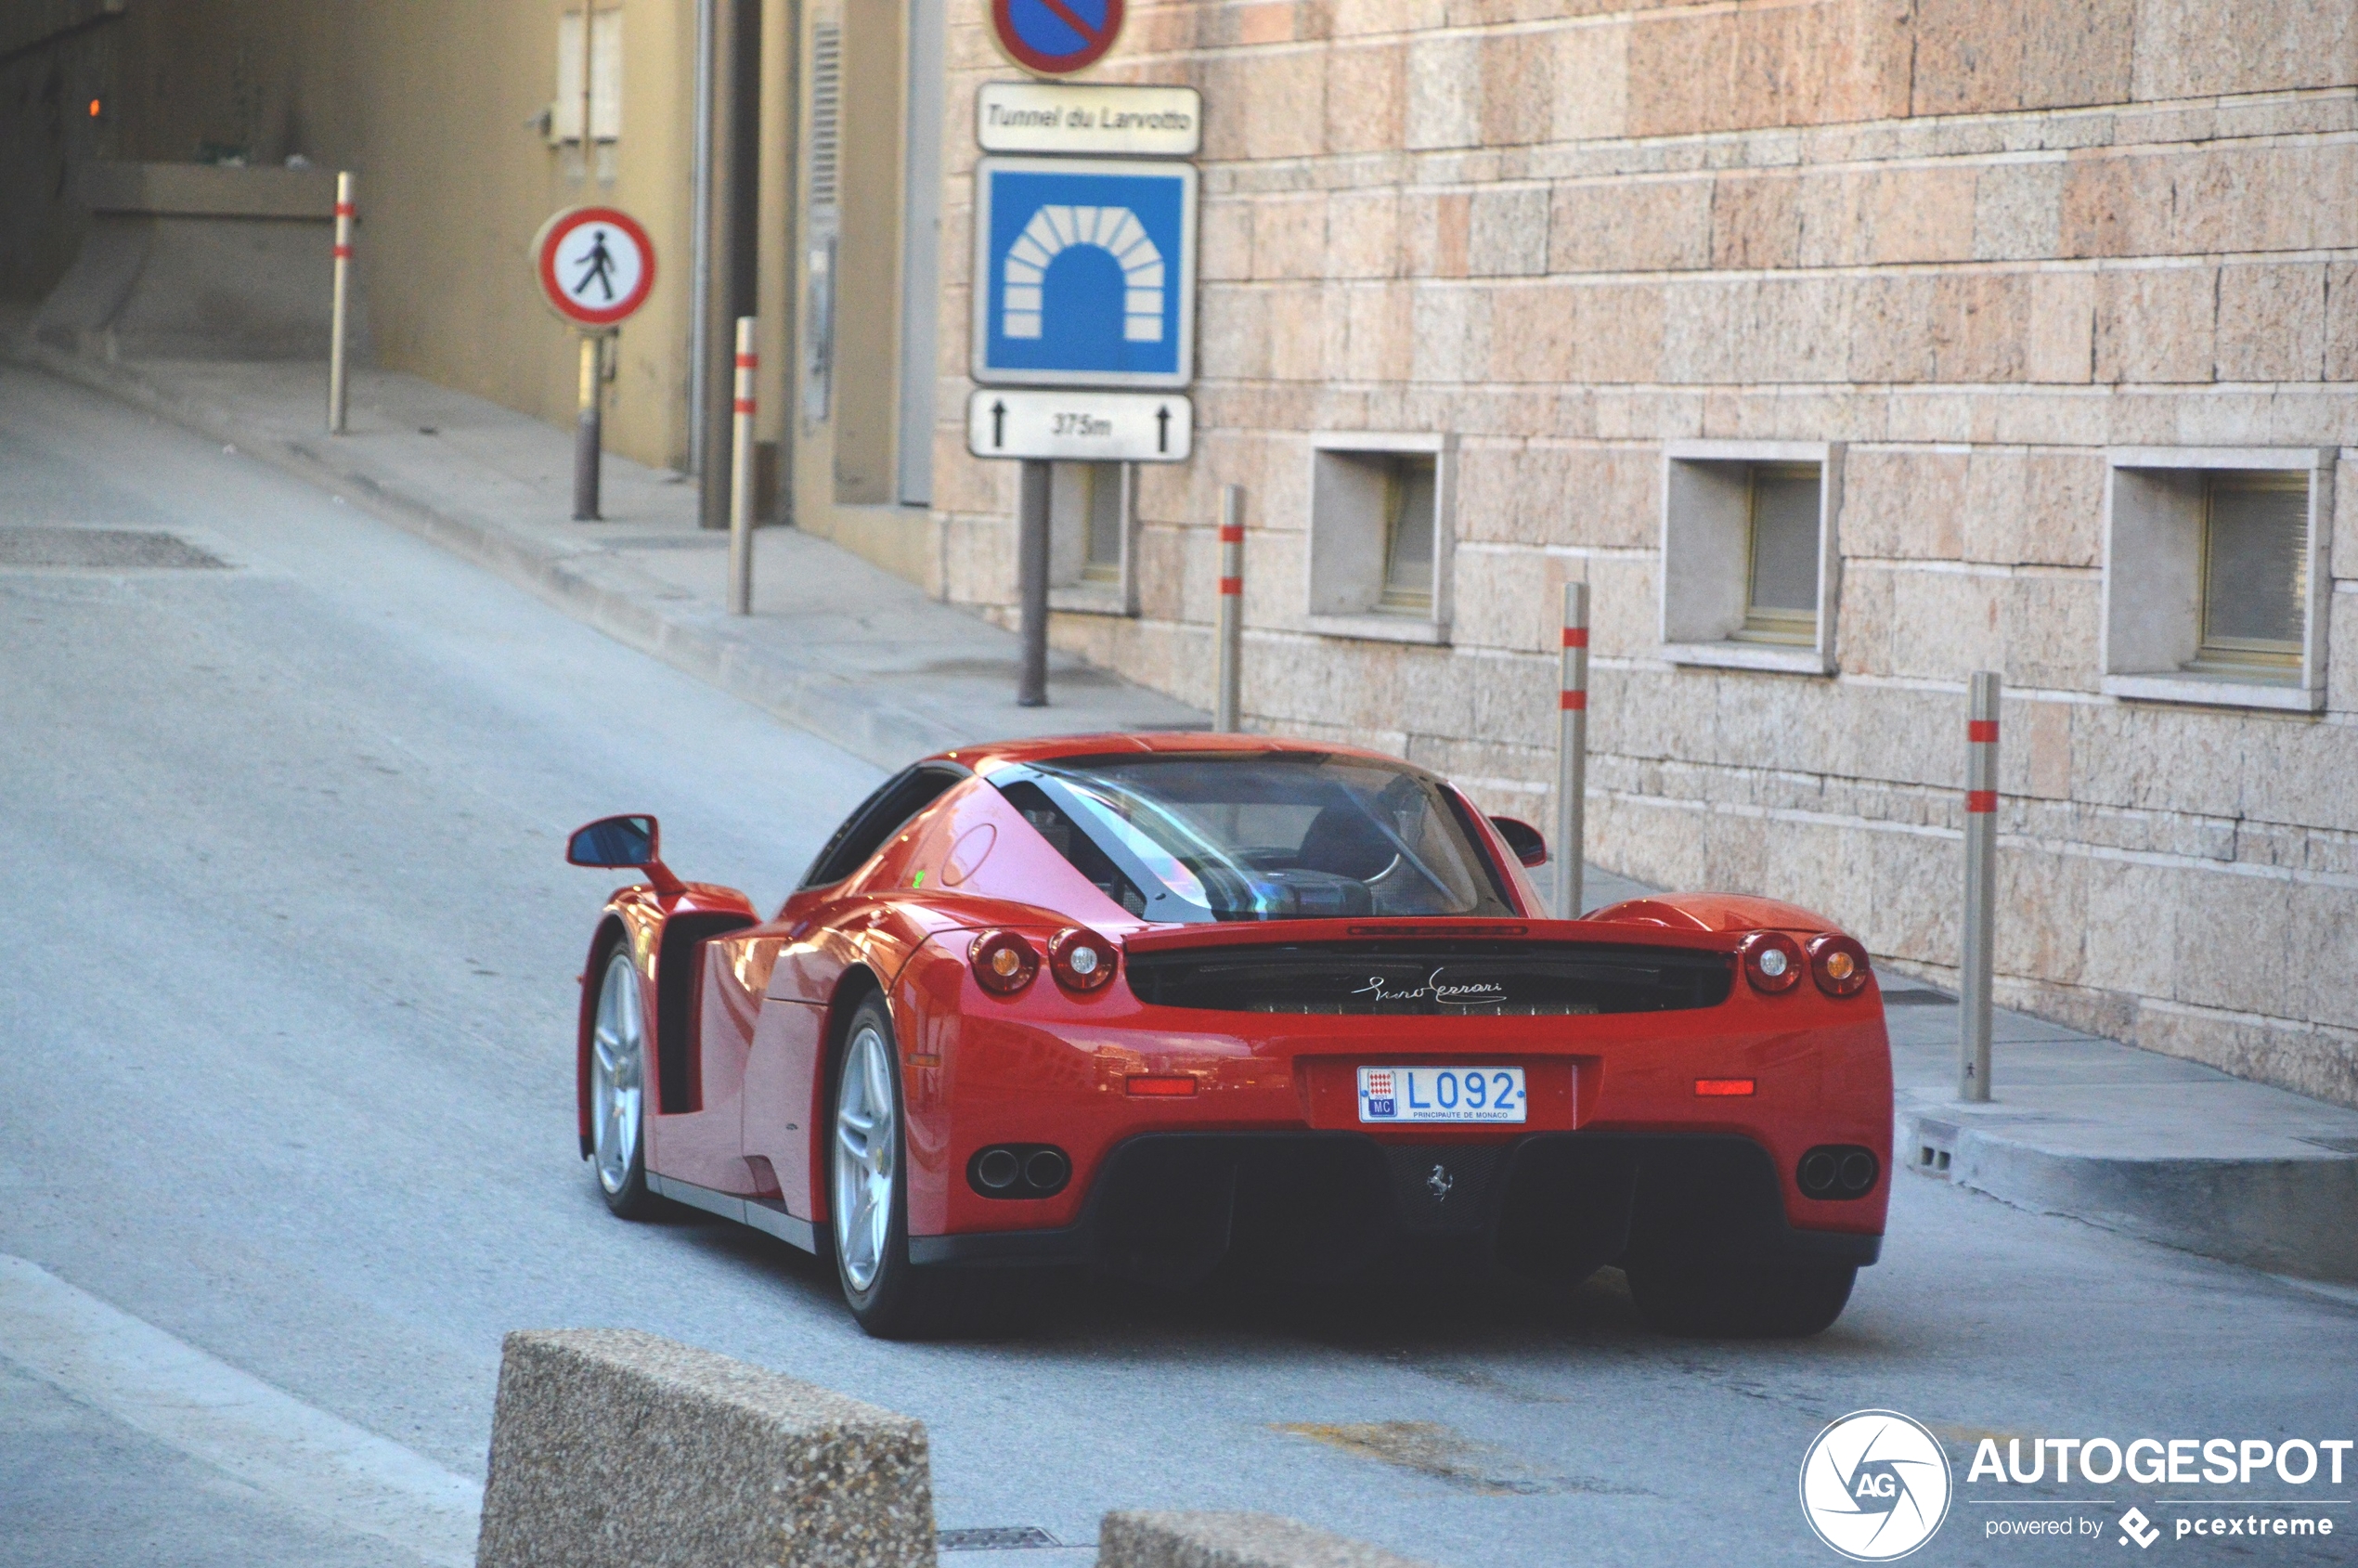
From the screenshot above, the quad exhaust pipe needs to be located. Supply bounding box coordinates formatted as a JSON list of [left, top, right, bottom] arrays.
[[1797, 1145, 1879, 1200], [969, 1144, 1069, 1199]]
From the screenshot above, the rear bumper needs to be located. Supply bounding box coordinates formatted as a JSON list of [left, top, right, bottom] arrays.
[[908, 1130, 1882, 1281]]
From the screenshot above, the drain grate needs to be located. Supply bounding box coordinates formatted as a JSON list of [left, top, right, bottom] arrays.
[[939, 1526, 1063, 1551], [1882, 991, 1956, 1007], [0, 527, 226, 570]]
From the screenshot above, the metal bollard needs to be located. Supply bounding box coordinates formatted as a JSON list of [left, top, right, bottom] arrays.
[[1214, 485, 1243, 732], [1554, 581, 1588, 919], [572, 332, 603, 521], [1959, 671, 2001, 1102], [327, 173, 355, 434], [728, 317, 756, 616]]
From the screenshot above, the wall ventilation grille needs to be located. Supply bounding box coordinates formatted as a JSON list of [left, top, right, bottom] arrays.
[[809, 22, 841, 218]]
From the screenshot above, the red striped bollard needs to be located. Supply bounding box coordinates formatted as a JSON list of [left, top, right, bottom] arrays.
[[729, 317, 757, 616], [1554, 582, 1589, 919], [328, 172, 355, 434], [1214, 485, 1243, 732], [1960, 671, 2001, 1101]]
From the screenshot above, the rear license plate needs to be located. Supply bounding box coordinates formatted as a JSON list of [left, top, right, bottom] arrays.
[[1357, 1066, 1526, 1124]]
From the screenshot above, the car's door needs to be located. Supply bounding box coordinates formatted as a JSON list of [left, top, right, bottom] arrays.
[[650, 929, 784, 1196], [742, 764, 970, 1222]]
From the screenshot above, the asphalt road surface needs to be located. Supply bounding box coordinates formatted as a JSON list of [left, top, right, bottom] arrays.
[[4, 365, 2352, 1567]]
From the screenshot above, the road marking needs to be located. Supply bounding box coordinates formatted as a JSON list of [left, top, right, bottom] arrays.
[[0, 1253, 480, 1566]]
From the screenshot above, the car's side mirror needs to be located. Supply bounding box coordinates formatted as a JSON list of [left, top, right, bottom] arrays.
[[569, 814, 658, 868], [1489, 815, 1548, 868], [567, 814, 687, 895]]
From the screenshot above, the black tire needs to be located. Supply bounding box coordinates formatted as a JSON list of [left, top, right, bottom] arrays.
[[587, 946, 661, 1219], [1624, 1255, 1857, 1339], [829, 995, 1024, 1340]]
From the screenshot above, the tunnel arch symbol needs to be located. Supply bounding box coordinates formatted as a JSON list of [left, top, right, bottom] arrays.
[[1000, 204, 1164, 343]]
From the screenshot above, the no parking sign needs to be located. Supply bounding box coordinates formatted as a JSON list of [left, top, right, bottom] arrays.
[[991, 0, 1123, 75]]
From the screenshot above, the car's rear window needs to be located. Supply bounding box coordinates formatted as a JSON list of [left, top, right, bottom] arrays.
[[991, 752, 1515, 923]]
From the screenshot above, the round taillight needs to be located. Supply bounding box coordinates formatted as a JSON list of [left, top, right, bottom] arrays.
[[1809, 933, 1872, 998], [1741, 931, 1805, 994], [1048, 927, 1119, 993], [968, 929, 1039, 995]]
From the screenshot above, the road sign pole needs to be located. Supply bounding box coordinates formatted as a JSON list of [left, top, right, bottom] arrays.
[[1017, 459, 1050, 706], [1214, 485, 1242, 732], [699, 0, 760, 531], [573, 331, 602, 522], [1960, 671, 2001, 1102], [1555, 581, 1589, 920], [728, 318, 757, 615], [327, 173, 355, 434]]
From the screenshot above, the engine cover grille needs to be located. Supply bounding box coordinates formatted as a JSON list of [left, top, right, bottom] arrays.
[[1122, 940, 1731, 1015]]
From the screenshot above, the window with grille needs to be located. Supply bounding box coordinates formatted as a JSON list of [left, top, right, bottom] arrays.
[[1377, 457, 1439, 614], [2100, 449, 2326, 712], [1659, 442, 1840, 675], [1735, 463, 1822, 645], [1046, 461, 1135, 615], [1050, 462, 1124, 585], [2191, 472, 2308, 676], [1307, 434, 1452, 641]]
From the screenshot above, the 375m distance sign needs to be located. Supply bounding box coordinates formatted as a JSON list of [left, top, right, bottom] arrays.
[[967, 388, 1192, 462]]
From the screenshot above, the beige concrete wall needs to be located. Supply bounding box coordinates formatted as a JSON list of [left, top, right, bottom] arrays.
[[332, 1, 701, 472], [56, 0, 703, 473], [918, 0, 2358, 1108]]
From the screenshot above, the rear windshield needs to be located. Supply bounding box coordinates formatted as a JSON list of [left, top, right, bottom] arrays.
[[992, 752, 1516, 924]]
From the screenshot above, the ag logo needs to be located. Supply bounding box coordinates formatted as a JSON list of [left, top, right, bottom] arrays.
[[1799, 1409, 1953, 1561]]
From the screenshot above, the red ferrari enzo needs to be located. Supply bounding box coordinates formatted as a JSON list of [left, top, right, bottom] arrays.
[[567, 734, 1890, 1340]]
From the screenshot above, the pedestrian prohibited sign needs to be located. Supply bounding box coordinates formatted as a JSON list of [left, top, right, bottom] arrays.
[[991, 0, 1123, 76], [532, 206, 656, 328], [970, 156, 1196, 390]]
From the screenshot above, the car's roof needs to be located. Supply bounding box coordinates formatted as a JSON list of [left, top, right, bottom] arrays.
[[928, 732, 1419, 773]]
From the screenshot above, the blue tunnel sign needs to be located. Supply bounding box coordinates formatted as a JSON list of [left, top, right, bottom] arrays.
[[971, 155, 1197, 390]]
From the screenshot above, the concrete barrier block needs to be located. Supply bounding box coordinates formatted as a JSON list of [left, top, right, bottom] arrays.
[[1100, 1511, 1435, 1568], [474, 1328, 934, 1568]]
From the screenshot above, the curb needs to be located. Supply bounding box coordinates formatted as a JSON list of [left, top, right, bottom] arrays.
[[1899, 1107, 2358, 1283], [9, 343, 1095, 773]]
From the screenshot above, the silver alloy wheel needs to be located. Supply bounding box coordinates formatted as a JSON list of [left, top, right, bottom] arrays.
[[590, 953, 646, 1196], [832, 1021, 898, 1294]]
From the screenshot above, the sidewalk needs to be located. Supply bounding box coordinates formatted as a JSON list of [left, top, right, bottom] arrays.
[[1884, 984, 2358, 1284], [10, 341, 1200, 772], [10, 336, 2356, 1285]]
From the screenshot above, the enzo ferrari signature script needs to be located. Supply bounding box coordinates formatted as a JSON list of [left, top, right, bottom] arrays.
[[1353, 968, 1509, 1006]]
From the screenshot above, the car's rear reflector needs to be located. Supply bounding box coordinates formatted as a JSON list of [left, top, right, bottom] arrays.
[[1125, 1075, 1198, 1097], [1694, 1078, 1756, 1096]]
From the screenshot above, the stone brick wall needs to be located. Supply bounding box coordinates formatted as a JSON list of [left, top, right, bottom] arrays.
[[928, 1, 2358, 1108]]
